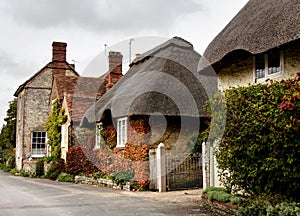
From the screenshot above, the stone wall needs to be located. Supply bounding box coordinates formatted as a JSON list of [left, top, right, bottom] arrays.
[[22, 160, 37, 174], [217, 56, 253, 90], [75, 176, 132, 191]]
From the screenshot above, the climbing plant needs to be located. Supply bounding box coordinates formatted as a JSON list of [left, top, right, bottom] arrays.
[[207, 74, 300, 201], [45, 99, 67, 158]]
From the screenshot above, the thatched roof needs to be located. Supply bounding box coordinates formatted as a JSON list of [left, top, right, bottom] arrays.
[[83, 37, 210, 124], [203, 0, 300, 65]]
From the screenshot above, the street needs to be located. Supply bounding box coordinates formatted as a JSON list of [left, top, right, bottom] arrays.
[[0, 170, 206, 216]]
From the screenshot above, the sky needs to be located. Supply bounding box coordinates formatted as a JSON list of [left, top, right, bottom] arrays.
[[0, 0, 249, 126]]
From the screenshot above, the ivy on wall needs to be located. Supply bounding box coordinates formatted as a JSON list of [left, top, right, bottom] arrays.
[[207, 74, 300, 201], [45, 99, 67, 158]]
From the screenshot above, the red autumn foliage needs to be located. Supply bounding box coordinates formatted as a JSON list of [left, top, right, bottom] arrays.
[[66, 146, 100, 175]]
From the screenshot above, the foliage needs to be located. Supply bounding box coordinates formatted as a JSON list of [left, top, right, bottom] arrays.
[[0, 99, 17, 166], [10, 168, 19, 175], [187, 132, 203, 154], [45, 158, 65, 180], [203, 186, 227, 194], [206, 75, 300, 200], [237, 198, 300, 216], [203, 186, 241, 205], [66, 146, 99, 176], [100, 124, 117, 149], [6, 155, 15, 169], [35, 158, 45, 177], [92, 171, 106, 179], [45, 99, 67, 158], [0, 163, 11, 172], [57, 173, 74, 183], [44, 156, 58, 163], [0, 99, 17, 150], [109, 169, 135, 185], [207, 190, 232, 203], [20, 170, 29, 177]]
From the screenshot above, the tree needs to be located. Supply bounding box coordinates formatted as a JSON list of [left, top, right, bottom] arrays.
[[45, 99, 67, 158], [0, 98, 17, 162]]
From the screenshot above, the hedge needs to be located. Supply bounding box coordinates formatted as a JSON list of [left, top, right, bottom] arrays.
[[206, 74, 300, 201]]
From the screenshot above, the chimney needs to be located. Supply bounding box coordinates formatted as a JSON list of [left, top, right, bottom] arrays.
[[52, 42, 67, 62], [69, 64, 75, 70], [108, 51, 122, 74], [106, 51, 123, 92]]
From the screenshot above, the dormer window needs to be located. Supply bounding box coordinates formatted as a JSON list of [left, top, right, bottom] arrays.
[[254, 49, 283, 82]]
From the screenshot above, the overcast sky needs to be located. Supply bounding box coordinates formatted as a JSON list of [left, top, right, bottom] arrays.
[[0, 0, 248, 126]]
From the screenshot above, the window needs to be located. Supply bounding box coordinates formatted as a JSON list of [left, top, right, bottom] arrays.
[[117, 117, 127, 147], [95, 123, 103, 149], [31, 131, 46, 157], [255, 49, 283, 81]]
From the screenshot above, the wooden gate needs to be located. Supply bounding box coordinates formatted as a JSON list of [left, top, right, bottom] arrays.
[[165, 153, 203, 190]]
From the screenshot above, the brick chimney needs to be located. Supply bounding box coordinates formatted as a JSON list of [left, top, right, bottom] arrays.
[[52, 42, 67, 62], [106, 51, 123, 92], [108, 51, 122, 74]]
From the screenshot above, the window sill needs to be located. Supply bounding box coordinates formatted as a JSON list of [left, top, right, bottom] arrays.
[[31, 154, 45, 158], [255, 72, 283, 83]]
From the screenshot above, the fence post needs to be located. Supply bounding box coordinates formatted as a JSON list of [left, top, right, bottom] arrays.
[[149, 148, 157, 190], [157, 143, 166, 192]]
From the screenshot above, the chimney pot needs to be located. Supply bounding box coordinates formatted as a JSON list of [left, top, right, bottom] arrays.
[[52, 42, 67, 62]]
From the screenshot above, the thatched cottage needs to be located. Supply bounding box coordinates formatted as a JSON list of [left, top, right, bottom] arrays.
[[200, 0, 300, 187], [80, 37, 211, 189], [203, 0, 300, 90]]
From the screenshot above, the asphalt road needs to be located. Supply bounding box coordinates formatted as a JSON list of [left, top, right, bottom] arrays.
[[0, 170, 206, 216]]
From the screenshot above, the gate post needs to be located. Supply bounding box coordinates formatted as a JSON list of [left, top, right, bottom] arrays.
[[149, 148, 157, 190], [157, 143, 166, 192]]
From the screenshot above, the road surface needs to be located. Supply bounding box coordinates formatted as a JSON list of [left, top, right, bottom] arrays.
[[0, 170, 206, 216]]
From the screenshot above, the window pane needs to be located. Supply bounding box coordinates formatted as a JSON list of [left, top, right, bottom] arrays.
[[255, 54, 265, 79], [32, 131, 46, 156], [268, 49, 280, 75]]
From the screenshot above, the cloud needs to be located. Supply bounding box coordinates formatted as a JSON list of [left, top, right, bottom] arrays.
[[1, 0, 202, 33]]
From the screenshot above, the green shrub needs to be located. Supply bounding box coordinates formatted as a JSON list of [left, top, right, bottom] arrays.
[[10, 168, 19, 175], [205, 76, 300, 200], [57, 173, 74, 183], [92, 171, 105, 179], [44, 156, 58, 163], [46, 158, 65, 180], [230, 196, 242, 205], [0, 163, 11, 172], [109, 170, 135, 185], [20, 170, 29, 177], [35, 158, 45, 177], [237, 200, 300, 216], [207, 190, 232, 203], [203, 186, 227, 194], [7, 155, 15, 169]]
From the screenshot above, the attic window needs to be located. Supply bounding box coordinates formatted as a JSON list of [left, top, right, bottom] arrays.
[[255, 49, 283, 82], [117, 117, 127, 148]]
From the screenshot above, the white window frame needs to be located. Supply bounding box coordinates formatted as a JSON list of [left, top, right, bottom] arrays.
[[117, 117, 127, 148], [254, 50, 284, 83], [95, 122, 103, 149], [31, 131, 47, 158]]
